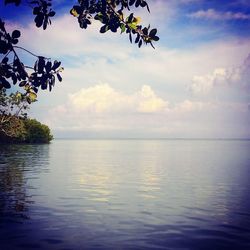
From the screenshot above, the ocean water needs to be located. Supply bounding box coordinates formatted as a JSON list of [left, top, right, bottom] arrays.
[[0, 139, 250, 249]]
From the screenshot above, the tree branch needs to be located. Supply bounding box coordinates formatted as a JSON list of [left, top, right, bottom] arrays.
[[14, 45, 50, 59]]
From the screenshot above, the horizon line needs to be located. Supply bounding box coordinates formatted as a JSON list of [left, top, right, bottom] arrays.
[[53, 137, 250, 141]]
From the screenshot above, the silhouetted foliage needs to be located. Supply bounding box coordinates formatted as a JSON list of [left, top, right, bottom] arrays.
[[0, 18, 63, 99], [1, 0, 159, 98], [69, 0, 159, 47]]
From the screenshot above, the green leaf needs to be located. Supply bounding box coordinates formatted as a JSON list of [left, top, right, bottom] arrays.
[[128, 23, 137, 30], [120, 24, 126, 33]]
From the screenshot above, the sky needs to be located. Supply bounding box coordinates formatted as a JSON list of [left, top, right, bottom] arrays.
[[1, 0, 250, 138]]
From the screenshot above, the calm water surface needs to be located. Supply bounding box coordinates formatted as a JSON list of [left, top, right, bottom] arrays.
[[0, 139, 250, 249]]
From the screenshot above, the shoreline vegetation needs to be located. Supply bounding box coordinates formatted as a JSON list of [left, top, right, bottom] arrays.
[[1, 89, 53, 144], [0, 117, 53, 144]]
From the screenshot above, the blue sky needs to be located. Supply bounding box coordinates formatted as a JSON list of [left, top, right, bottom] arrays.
[[1, 0, 250, 138]]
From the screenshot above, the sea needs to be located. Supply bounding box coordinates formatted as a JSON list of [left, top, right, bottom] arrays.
[[0, 139, 250, 249]]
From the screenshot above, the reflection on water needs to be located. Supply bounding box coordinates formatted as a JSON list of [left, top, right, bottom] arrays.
[[0, 140, 250, 249], [0, 145, 49, 220]]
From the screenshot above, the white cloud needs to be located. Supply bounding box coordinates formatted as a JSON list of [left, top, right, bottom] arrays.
[[190, 54, 250, 95], [42, 83, 249, 138], [174, 99, 211, 112], [55, 83, 167, 115], [137, 85, 167, 113], [47, 83, 172, 134], [190, 68, 227, 94], [188, 8, 250, 20]]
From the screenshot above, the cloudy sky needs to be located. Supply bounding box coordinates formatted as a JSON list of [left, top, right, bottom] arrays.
[[1, 0, 250, 138]]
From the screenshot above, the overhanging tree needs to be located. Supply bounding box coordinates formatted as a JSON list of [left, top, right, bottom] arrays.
[[1, 0, 159, 101], [0, 1, 160, 141]]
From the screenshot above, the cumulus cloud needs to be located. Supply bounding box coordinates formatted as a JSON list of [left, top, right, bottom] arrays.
[[188, 9, 250, 20], [190, 68, 227, 94], [44, 83, 249, 138], [54, 84, 168, 115], [190, 54, 250, 94], [47, 83, 170, 134], [137, 85, 167, 113]]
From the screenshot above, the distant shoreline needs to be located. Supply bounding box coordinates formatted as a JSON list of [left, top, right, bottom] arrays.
[[53, 138, 250, 141]]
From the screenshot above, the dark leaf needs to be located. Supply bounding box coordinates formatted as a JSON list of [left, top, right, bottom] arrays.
[[138, 39, 142, 48], [48, 11, 55, 17], [33, 87, 38, 93], [57, 73, 62, 82], [19, 81, 26, 87], [129, 0, 136, 6], [0, 41, 10, 54], [51, 75, 55, 86], [51, 60, 61, 71], [150, 42, 155, 49], [128, 13, 134, 23], [33, 6, 40, 15], [0, 77, 11, 88], [100, 25, 109, 33], [11, 74, 17, 85], [45, 61, 52, 73], [129, 32, 132, 43], [12, 30, 21, 39], [149, 28, 157, 37], [2, 57, 9, 64], [41, 82, 47, 90], [12, 38, 19, 45], [135, 34, 140, 43], [37, 57, 45, 73], [142, 27, 148, 35], [43, 15, 48, 30], [153, 35, 159, 41], [35, 13, 44, 28]]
